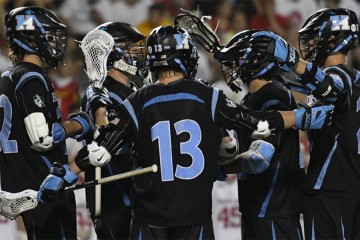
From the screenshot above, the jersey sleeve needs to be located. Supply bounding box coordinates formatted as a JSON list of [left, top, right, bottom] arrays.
[[16, 78, 50, 118]]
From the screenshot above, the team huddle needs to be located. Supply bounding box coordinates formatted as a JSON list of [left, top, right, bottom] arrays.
[[0, 4, 358, 240]]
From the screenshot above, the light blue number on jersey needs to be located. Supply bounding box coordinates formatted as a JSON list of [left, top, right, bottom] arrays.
[[0, 94, 18, 153], [152, 119, 204, 182]]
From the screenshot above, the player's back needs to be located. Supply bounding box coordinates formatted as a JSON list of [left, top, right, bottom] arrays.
[[305, 64, 360, 195], [237, 80, 304, 217], [121, 79, 223, 226], [0, 63, 67, 192]]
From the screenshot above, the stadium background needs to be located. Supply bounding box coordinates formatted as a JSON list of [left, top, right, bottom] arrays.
[[0, 0, 359, 239]]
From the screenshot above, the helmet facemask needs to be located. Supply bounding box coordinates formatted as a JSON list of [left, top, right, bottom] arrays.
[[110, 38, 147, 78], [298, 8, 359, 67], [42, 28, 67, 67]]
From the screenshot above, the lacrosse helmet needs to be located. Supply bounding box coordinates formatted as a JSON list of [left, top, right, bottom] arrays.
[[96, 22, 147, 78], [298, 8, 359, 66], [5, 6, 67, 68], [147, 26, 199, 80], [218, 29, 278, 88]]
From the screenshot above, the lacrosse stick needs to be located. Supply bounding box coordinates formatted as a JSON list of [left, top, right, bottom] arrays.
[[175, 11, 247, 91], [80, 29, 115, 230], [0, 165, 157, 220], [174, 10, 222, 54], [0, 190, 38, 220], [80, 29, 114, 88]]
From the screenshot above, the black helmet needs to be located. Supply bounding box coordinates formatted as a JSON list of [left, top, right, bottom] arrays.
[[96, 22, 146, 78], [146, 26, 199, 80], [217, 29, 277, 89], [5, 6, 67, 68], [298, 8, 359, 66]]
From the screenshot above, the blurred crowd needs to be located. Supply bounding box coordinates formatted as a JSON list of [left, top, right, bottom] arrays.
[[0, 0, 360, 120]]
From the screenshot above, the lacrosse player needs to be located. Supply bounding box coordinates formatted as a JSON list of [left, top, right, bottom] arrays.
[[80, 21, 147, 240], [38, 25, 334, 240], [246, 8, 360, 239], [216, 29, 305, 239], [0, 6, 96, 239]]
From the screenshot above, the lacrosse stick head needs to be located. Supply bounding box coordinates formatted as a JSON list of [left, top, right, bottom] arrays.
[[174, 13, 222, 53], [96, 22, 148, 84], [147, 26, 199, 80], [80, 29, 114, 87], [0, 190, 38, 220], [218, 29, 278, 90]]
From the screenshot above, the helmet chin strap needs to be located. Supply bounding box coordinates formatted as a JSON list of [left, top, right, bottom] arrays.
[[113, 59, 138, 76]]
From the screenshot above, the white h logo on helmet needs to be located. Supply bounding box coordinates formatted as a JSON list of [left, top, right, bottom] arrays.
[[16, 15, 35, 30], [174, 34, 190, 50]]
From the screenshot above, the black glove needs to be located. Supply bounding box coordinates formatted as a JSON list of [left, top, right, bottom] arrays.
[[83, 85, 112, 121], [95, 122, 125, 155], [250, 31, 300, 70]]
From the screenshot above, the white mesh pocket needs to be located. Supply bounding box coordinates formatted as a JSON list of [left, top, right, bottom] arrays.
[[80, 30, 114, 87], [0, 190, 38, 220]]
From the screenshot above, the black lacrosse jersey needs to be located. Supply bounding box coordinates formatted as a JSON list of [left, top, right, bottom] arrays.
[[237, 80, 304, 217], [83, 76, 134, 213], [117, 78, 274, 227], [304, 64, 360, 196], [0, 62, 68, 192]]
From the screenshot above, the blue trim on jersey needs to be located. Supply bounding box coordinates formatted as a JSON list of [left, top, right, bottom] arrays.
[[355, 71, 360, 84], [308, 62, 326, 82], [60, 220, 65, 240], [333, 35, 353, 53], [56, 107, 61, 120], [271, 220, 277, 240], [297, 225, 302, 240], [254, 62, 275, 78], [299, 142, 305, 168], [108, 225, 115, 239], [341, 217, 345, 239], [138, 229, 142, 240], [311, 218, 315, 240], [15, 72, 49, 105], [109, 91, 124, 104], [211, 88, 220, 121], [40, 155, 52, 169], [198, 225, 204, 239], [106, 164, 130, 206], [143, 93, 205, 110], [260, 100, 289, 111], [258, 161, 280, 218], [123, 99, 138, 131], [314, 133, 340, 189], [325, 66, 352, 94]]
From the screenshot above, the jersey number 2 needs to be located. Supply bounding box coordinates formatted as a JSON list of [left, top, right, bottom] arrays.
[[152, 120, 205, 182], [0, 95, 18, 153]]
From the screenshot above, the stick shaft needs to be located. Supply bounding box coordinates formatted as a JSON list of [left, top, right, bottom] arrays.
[[64, 165, 157, 192]]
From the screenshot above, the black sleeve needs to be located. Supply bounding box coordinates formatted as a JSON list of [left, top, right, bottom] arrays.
[[17, 78, 50, 118], [216, 93, 285, 136]]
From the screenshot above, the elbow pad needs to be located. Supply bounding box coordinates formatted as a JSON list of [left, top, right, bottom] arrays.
[[24, 112, 54, 152]]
